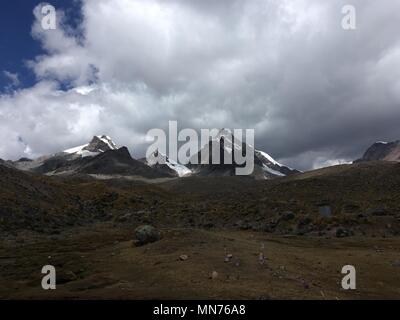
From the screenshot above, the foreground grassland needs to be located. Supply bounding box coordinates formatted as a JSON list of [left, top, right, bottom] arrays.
[[1, 225, 399, 300], [1, 161, 400, 299]]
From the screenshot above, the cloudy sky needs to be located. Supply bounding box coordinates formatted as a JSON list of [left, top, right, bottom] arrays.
[[1, 0, 400, 170]]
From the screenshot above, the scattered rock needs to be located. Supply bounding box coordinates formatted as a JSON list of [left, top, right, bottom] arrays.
[[179, 254, 188, 261], [116, 213, 133, 222], [318, 205, 332, 218], [133, 225, 161, 246], [336, 228, 353, 238], [392, 260, 400, 267], [263, 222, 277, 233], [300, 279, 310, 289], [224, 254, 233, 263], [259, 252, 266, 265], [210, 271, 219, 280]]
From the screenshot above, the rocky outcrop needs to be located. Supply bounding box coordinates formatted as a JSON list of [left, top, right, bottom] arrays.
[[355, 140, 400, 162]]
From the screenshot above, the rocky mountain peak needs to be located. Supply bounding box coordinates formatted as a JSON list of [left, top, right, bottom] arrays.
[[83, 135, 118, 153], [355, 140, 400, 162]]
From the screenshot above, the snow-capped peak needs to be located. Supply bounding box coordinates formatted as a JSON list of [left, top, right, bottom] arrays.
[[95, 135, 118, 151], [215, 128, 233, 139], [64, 135, 118, 158], [254, 149, 299, 178], [146, 149, 192, 177], [211, 128, 249, 153], [64, 143, 90, 155], [255, 149, 283, 167], [146, 149, 168, 167]]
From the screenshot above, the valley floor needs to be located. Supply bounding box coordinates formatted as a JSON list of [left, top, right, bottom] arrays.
[[1, 224, 399, 300]]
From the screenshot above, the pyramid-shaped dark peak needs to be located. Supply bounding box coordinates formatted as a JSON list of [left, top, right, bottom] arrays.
[[355, 139, 400, 162], [83, 135, 118, 153], [112, 146, 132, 158]]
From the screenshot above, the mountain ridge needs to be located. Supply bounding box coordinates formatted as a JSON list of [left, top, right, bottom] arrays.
[[4, 132, 300, 179], [188, 128, 300, 178], [355, 140, 400, 163]]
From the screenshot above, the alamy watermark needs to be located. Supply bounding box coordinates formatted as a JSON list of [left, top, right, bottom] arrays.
[[146, 121, 255, 176], [341, 5, 356, 30], [41, 265, 56, 290], [341, 265, 356, 290], [40, 4, 57, 30]]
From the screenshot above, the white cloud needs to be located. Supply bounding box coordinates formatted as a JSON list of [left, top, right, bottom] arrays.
[[3, 71, 20, 87], [312, 158, 351, 170]]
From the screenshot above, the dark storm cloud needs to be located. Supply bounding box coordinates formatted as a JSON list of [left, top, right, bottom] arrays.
[[1, 0, 400, 170]]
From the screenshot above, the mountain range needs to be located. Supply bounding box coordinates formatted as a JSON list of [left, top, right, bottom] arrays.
[[3, 130, 300, 180], [2, 133, 399, 181], [2, 132, 400, 300]]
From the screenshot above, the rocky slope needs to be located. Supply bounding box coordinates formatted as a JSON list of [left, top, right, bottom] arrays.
[[142, 149, 192, 177], [10, 136, 173, 179], [77, 147, 174, 178], [188, 129, 300, 178], [10, 132, 299, 180], [355, 140, 400, 162], [2, 160, 400, 237]]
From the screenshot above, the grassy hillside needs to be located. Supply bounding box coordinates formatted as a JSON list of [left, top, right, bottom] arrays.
[[1, 161, 400, 237]]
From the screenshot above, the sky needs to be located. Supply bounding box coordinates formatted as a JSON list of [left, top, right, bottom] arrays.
[[1, 0, 400, 171]]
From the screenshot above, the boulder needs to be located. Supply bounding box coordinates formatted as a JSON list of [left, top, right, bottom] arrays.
[[335, 227, 353, 238], [318, 205, 332, 218], [134, 225, 161, 246], [179, 255, 189, 261]]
